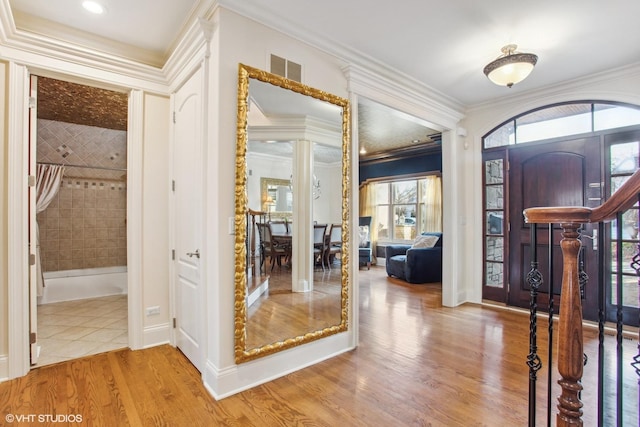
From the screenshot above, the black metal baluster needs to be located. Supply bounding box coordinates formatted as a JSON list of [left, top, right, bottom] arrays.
[[578, 227, 590, 408], [527, 223, 543, 427], [616, 211, 624, 427], [598, 221, 605, 427], [579, 233, 588, 301], [547, 224, 554, 427], [630, 203, 640, 427]]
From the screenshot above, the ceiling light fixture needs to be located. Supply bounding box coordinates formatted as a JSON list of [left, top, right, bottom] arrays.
[[483, 44, 538, 88], [359, 147, 367, 154], [82, 1, 105, 14]]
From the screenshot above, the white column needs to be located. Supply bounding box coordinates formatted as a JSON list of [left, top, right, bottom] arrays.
[[291, 140, 314, 292]]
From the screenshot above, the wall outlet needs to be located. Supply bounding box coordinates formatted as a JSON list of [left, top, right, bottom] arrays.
[[146, 306, 160, 316]]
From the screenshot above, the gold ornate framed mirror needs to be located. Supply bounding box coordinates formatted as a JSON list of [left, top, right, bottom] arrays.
[[234, 63, 350, 363]]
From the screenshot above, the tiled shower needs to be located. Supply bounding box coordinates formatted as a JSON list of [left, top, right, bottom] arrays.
[[35, 115, 129, 366]]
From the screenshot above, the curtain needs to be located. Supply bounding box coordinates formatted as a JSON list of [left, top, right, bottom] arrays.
[[422, 175, 442, 232], [35, 164, 65, 296], [359, 183, 377, 264]]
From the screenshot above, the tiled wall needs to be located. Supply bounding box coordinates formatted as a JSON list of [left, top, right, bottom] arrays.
[[36, 118, 128, 272], [38, 179, 127, 271]]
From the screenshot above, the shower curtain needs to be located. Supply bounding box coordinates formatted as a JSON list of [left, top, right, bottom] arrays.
[[35, 164, 65, 296]]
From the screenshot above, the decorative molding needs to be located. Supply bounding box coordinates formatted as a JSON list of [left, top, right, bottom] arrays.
[[218, 0, 464, 115], [248, 116, 341, 147], [143, 324, 171, 349], [165, 17, 218, 92], [343, 64, 464, 131], [359, 141, 442, 166], [7, 62, 30, 379], [0, 16, 166, 90], [11, 10, 166, 68], [127, 90, 144, 351]]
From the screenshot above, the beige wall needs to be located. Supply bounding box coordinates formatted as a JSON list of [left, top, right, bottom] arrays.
[[0, 61, 7, 364]]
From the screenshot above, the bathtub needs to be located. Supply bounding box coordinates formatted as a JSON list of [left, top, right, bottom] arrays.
[[38, 266, 128, 305]]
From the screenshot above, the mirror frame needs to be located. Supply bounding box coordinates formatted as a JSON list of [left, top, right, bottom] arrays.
[[261, 177, 292, 220], [234, 63, 351, 363]]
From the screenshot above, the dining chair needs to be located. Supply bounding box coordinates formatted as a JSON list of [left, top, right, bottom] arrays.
[[325, 223, 342, 269], [257, 222, 287, 271], [313, 224, 328, 270], [268, 221, 292, 264]]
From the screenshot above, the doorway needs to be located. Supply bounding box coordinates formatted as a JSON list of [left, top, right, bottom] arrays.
[[483, 127, 640, 326], [31, 75, 130, 366], [507, 137, 601, 320]]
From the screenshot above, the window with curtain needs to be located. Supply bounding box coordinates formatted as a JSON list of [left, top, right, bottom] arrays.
[[372, 176, 442, 243]]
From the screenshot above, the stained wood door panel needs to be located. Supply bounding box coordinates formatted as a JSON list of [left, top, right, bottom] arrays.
[[508, 137, 601, 320]]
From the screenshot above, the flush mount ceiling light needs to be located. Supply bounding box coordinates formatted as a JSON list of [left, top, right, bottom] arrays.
[[82, 1, 105, 14], [483, 44, 538, 88]]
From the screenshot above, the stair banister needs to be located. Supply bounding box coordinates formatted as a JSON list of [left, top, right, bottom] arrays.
[[523, 169, 640, 426]]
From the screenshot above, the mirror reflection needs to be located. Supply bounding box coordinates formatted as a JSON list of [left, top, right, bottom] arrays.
[[261, 177, 292, 218], [235, 64, 350, 362]]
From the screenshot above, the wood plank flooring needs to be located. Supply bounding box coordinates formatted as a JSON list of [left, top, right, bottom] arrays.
[[1, 266, 637, 426], [246, 266, 342, 350]]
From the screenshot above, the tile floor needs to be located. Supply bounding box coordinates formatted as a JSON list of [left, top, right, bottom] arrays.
[[36, 294, 128, 366]]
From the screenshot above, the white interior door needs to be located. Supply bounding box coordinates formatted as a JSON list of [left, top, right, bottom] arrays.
[[173, 68, 204, 371], [28, 74, 39, 365]]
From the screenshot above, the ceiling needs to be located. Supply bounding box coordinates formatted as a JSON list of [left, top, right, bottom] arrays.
[[9, 0, 640, 155]]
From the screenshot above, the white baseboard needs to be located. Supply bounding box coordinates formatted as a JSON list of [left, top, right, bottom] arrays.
[[0, 355, 8, 383], [203, 332, 354, 400], [143, 323, 171, 348]]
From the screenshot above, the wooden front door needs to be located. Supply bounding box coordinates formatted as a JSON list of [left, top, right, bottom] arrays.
[[508, 137, 601, 320]]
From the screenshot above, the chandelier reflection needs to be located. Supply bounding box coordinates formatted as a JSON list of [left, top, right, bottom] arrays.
[[290, 174, 321, 200]]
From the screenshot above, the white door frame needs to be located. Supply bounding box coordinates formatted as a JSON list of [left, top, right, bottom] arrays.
[[6, 64, 144, 379]]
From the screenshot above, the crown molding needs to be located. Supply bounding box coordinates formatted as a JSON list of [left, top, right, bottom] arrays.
[[359, 142, 442, 166], [217, 0, 465, 123], [0, 38, 166, 95], [11, 10, 165, 67], [0, 0, 167, 92], [164, 16, 218, 90], [344, 64, 464, 131]]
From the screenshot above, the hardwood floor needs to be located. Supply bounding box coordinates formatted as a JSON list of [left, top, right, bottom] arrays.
[[246, 266, 342, 350], [1, 266, 636, 426]]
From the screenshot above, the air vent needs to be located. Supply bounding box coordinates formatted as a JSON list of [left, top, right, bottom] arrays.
[[270, 54, 302, 82]]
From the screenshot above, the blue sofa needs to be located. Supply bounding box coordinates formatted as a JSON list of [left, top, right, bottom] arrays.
[[385, 232, 442, 284]]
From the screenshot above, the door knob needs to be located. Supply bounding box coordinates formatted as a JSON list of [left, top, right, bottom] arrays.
[[187, 249, 200, 258]]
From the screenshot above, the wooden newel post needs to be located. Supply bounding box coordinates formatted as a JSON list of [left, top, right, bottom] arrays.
[[557, 223, 584, 426]]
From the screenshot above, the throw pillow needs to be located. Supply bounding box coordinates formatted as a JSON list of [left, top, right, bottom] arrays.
[[412, 234, 439, 248], [358, 225, 370, 247]]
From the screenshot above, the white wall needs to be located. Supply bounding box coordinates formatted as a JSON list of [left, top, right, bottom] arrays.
[[202, 7, 354, 398], [460, 64, 640, 304], [313, 161, 342, 225]]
